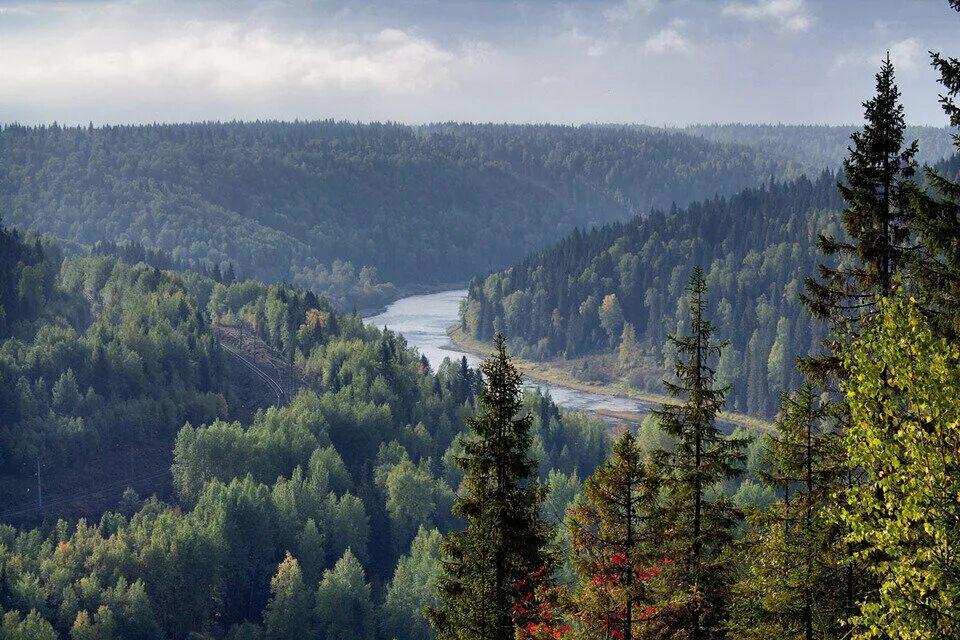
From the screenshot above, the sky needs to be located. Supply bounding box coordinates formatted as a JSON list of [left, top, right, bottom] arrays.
[[0, 0, 957, 126]]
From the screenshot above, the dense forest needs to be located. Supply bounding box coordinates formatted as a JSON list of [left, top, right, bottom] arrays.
[[682, 123, 955, 173], [0, 219, 649, 638], [3, 0, 960, 637], [1, 121, 828, 310], [433, 18, 960, 639], [462, 171, 843, 417], [0, 227, 229, 474]]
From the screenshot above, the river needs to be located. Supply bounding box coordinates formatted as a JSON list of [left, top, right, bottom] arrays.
[[366, 289, 652, 419]]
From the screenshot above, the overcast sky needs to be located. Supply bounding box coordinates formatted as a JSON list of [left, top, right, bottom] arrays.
[[0, 0, 957, 126]]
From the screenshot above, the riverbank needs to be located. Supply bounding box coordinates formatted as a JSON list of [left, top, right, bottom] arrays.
[[449, 326, 774, 434]]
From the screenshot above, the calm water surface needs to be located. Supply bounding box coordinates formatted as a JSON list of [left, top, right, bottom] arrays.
[[366, 289, 651, 419]]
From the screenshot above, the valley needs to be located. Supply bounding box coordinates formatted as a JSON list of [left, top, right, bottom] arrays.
[[3, 1, 960, 635]]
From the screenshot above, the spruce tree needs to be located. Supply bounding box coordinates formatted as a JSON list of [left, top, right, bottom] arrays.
[[314, 549, 375, 640], [568, 431, 663, 640], [651, 268, 748, 639], [910, 0, 960, 337], [801, 54, 918, 632], [428, 334, 555, 640], [727, 384, 847, 639], [803, 54, 918, 378]]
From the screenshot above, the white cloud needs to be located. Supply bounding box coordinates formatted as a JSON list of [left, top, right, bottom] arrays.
[[0, 20, 455, 99], [559, 26, 610, 57], [643, 28, 689, 55], [0, 7, 32, 16], [722, 0, 812, 32], [885, 37, 922, 71], [603, 0, 657, 23], [832, 37, 925, 75]]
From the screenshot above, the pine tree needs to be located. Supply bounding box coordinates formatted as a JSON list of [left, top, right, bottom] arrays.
[[651, 268, 748, 639], [727, 384, 847, 639], [568, 431, 664, 640], [428, 334, 556, 640]]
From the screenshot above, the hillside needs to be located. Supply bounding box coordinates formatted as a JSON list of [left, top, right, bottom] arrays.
[[462, 171, 844, 418], [0, 220, 621, 638], [681, 123, 955, 174], [1, 121, 802, 310]]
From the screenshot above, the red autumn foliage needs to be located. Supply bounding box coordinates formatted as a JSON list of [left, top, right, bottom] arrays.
[[512, 567, 571, 640]]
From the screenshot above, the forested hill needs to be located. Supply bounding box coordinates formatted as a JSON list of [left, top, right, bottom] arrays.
[[681, 123, 955, 175], [462, 171, 844, 418], [0, 219, 615, 639], [2, 121, 793, 308]]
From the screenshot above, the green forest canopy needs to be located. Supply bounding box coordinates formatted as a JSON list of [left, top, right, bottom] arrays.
[[8, 120, 943, 311], [462, 171, 843, 418], [0, 221, 656, 639]]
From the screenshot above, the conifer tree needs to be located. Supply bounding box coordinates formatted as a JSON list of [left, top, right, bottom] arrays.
[[910, 0, 960, 337], [314, 549, 375, 640], [801, 54, 918, 632], [567, 431, 664, 640], [727, 384, 846, 639], [428, 334, 555, 640], [651, 268, 747, 639], [296, 519, 325, 586], [803, 54, 918, 377]]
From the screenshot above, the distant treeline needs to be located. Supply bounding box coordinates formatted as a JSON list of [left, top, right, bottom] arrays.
[[1, 120, 819, 309], [681, 122, 955, 173]]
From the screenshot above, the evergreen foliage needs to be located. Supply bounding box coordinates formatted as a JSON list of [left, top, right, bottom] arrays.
[[429, 335, 556, 640], [463, 172, 842, 418], [803, 55, 918, 376], [911, 0, 960, 338], [650, 269, 748, 639], [682, 124, 952, 175], [567, 431, 663, 640], [314, 550, 376, 640], [727, 384, 847, 639], [0, 122, 797, 309], [0, 218, 609, 640]]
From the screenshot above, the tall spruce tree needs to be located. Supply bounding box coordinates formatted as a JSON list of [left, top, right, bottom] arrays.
[[651, 268, 748, 639], [567, 431, 663, 640], [800, 54, 919, 633], [428, 334, 555, 640], [727, 384, 847, 639], [911, 0, 960, 337], [803, 53, 918, 377]]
